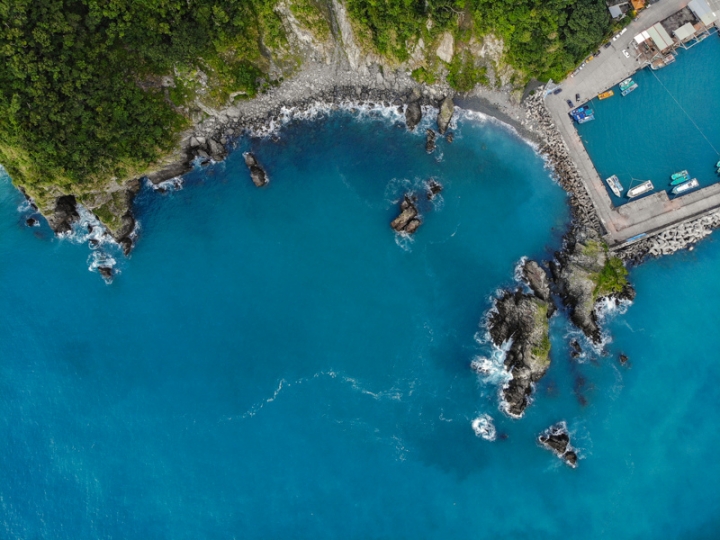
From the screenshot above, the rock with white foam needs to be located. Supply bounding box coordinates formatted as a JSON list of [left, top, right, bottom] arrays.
[[243, 152, 269, 187], [472, 415, 496, 441]]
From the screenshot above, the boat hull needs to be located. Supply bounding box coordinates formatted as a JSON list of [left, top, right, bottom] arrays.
[[627, 180, 654, 199]]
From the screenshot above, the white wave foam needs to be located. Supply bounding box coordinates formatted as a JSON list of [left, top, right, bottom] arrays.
[[513, 255, 529, 284], [148, 176, 183, 192], [471, 414, 497, 441], [394, 231, 414, 252], [246, 99, 407, 139]]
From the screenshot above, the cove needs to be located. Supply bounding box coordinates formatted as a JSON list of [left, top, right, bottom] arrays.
[[1, 109, 718, 538]]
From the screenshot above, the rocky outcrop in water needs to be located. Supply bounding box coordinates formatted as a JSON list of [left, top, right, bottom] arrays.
[[437, 96, 454, 135], [47, 195, 80, 234], [488, 284, 553, 417], [552, 227, 634, 343], [243, 152, 269, 187], [405, 89, 423, 131], [425, 129, 436, 153], [427, 179, 443, 200], [391, 195, 421, 234], [538, 422, 578, 467]]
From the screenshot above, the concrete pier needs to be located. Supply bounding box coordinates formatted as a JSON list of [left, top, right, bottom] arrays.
[[543, 0, 720, 250]]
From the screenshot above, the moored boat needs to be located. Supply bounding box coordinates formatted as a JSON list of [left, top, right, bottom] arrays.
[[619, 77, 632, 89], [598, 90, 614, 100], [670, 170, 690, 185], [627, 180, 654, 199], [671, 178, 699, 195], [621, 82, 638, 96], [570, 106, 595, 124], [605, 175, 624, 197]]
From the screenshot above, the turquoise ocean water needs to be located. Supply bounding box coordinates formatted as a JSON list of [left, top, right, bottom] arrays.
[[577, 35, 720, 205], [1, 106, 719, 538]]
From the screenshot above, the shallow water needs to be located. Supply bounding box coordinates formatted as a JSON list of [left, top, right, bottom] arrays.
[[577, 35, 720, 205], [1, 108, 719, 538]]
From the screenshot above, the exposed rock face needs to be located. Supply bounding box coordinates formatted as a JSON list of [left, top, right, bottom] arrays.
[[553, 227, 635, 343], [206, 138, 227, 161], [538, 422, 578, 467], [619, 353, 628, 365], [522, 259, 551, 303], [437, 96, 454, 135], [436, 32, 454, 63], [425, 129, 436, 153], [47, 195, 80, 234], [488, 286, 552, 417], [26, 217, 38, 227], [112, 178, 143, 255], [391, 195, 420, 233], [243, 152, 269, 187]]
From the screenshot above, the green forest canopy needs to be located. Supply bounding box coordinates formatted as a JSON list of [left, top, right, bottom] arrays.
[[0, 0, 612, 194]]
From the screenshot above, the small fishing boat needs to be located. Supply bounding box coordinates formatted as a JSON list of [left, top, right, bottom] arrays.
[[627, 180, 654, 199], [671, 178, 699, 195], [598, 90, 614, 100], [619, 77, 632, 88], [605, 175, 624, 197], [570, 106, 595, 124], [621, 82, 638, 96], [670, 170, 690, 185]]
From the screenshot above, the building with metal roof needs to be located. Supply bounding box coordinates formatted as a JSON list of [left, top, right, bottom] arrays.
[[673, 23, 696, 41], [647, 23, 674, 51], [609, 5, 624, 19], [688, 0, 718, 25]]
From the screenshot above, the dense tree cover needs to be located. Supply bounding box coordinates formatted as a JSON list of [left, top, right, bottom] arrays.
[[0, 0, 282, 189], [347, 0, 611, 79]]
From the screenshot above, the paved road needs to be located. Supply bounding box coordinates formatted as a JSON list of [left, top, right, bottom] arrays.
[[543, 2, 720, 247]]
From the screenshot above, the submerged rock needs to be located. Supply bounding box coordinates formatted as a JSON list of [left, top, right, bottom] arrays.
[[426, 179, 443, 200], [425, 129, 436, 153], [619, 353, 629, 365], [538, 422, 578, 467], [488, 285, 553, 417], [569, 339, 582, 359], [47, 195, 80, 234], [243, 152, 269, 187], [437, 96, 454, 135], [98, 266, 113, 280], [446, 132, 454, 143]]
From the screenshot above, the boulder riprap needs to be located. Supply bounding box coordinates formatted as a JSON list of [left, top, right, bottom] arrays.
[[243, 152, 269, 187], [390, 195, 421, 234], [405, 89, 423, 131], [437, 96, 454, 135], [553, 227, 634, 343], [425, 129, 436, 153], [488, 282, 553, 417], [538, 423, 578, 467]]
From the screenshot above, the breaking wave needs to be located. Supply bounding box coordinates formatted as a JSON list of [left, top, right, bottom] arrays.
[[471, 414, 497, 441]]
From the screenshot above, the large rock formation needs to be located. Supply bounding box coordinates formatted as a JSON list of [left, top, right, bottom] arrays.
[[488, 284, 553, 417], [553, 227, 634, 343], [391, 195, 421, 234], [538, 422, 578, 467], [436, 32, 454, 63], [437, 96, 454, 135], [243, 152, 269, 187], [522, 259, 552, 303]]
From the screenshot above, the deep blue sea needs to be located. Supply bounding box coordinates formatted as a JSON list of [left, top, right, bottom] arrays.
[[577, 35, 720, 205], [1, 106, 719, 539]]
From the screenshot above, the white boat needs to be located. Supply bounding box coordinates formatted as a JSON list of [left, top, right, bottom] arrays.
[[671, 178, 699, 195], [627, 180, 654, 199], [605, 175, 624, 197]]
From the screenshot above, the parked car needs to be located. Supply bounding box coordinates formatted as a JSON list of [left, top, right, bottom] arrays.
[[604, 42, 612, 49], [553, 88, 563, 95], [566, 99, 574, 108], [623, 49, 630, 58], [575, 93, 580, 102]]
